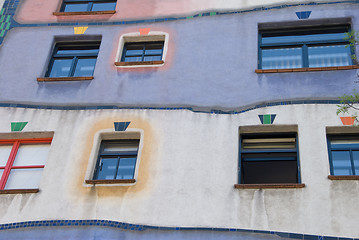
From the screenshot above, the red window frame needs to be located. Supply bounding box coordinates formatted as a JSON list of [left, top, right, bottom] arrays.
[[0, 138, 52, 190]]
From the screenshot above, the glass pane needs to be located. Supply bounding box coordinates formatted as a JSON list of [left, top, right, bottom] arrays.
[[5, 168, 43, 189], [49, 58, 73, 77], [0, 145, 12, 167], [64, 3, 88, 12], [144, 56, 162, 61], [57, 48, 99, 55], [92, 2, 116, 11], [13, 144, 50, 166], [96, 157, 118, 180], [308, 45, 351, 67], [262, 48, 302, 69], [144, 49, 163, 55], [116, 157, 136, 179], [124, 56, 143, 62], [262, 33, 346, 45], [103, 142, 138, 152], [332, 151, 353, 175], [125, 49, 144, 57], [73, 58, 97, 77], [243, 138, 296, 150], [353, 151, 359, 175], [0, 169, 3, 180]]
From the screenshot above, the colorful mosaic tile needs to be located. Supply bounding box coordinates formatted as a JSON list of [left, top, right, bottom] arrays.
[[11, 122, 28, 132], [259, 114, 276, 124]]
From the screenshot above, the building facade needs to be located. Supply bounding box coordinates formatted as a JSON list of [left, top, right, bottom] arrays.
[[0, 0, 358, 239]]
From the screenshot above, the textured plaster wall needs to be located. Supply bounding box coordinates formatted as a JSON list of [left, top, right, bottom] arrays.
[[0, 105, 358, 238], [0, 3, 358, 110], [14, 0, 351, 24]]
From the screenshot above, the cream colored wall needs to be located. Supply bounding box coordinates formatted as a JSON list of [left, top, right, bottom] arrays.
[[0, 105, 357, 238]]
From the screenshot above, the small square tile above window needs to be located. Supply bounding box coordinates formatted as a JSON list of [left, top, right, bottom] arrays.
[[61, 0, 116, 13], [258, 24, 353, 70]]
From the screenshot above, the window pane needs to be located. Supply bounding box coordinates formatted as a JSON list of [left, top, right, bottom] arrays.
[[92, 2, 116, 11], [5, 168, 43, 189], [13, 144, 50, 166], [49, 59, 73, 77], [96, 157, 118, 180], [0, 169, 3, 180], [332, 151, 353, 175], [57, 48, 99, 55], [308, 45, 351, 67], [73, 58, 97, 77], [103, 142, 138, 152], [116, 157, 136, 179], [144, 48, 163, 55], [124, 56, 143, 62], [262, 48, 302, 69], [125, 49, 144, 57], [0, 145, 12, 167], [144, 56, 162, 61], [353, 151, 359, 175], [262, 33, 346, 45], [64, 3, 88, 12]]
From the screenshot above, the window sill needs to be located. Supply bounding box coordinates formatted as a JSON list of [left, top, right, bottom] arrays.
[[37, 76, 94, 82], [85, 179, 136, 184], [0, 189, 39, 194], [53, 10, 116, 16], [234, 183, 305, 189], [115, 60, 164, 67], [255, 65, 359, 73], [328, 175, 359, 180]]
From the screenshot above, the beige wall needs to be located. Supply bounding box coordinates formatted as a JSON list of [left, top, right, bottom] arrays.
[[0, 105, 358, 238]]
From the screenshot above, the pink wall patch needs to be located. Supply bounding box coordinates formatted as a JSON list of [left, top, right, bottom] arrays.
[[139, 28, 151, 35]]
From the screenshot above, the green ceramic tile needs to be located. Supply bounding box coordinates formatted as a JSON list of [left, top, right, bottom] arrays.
[[210, 12, 216, 16], [0, 15, 4, 22], [186, 16, 193, 19], [0, 22, 5, 30], [11, 122, 28, 132], [0, 30, 5, 37], [6, 15, 11, 22], [5, 23, 10, 30], [0, 9, 4, 15], [263, 114, 271, 124]]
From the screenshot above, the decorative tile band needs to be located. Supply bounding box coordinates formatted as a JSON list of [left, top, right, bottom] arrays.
[[0, 99, 343, 115], [0, 219, 356, 240], [1, 1, 359, 44]]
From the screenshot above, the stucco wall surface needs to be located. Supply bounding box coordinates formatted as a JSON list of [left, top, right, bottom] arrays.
[[14, 0, 352, 24], [0, 3, 358, 110], [0, 104, 358, 238]]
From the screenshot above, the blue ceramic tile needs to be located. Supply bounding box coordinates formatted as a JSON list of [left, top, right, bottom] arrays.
[[289, 233, 304, 239]]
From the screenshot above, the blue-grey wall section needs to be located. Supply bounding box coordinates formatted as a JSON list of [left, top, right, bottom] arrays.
[[0, 226, 295, 240], [0, 3, 358, 110]]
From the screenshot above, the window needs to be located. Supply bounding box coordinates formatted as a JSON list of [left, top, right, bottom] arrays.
[[0, 138, 52, 193], [92, 140, 139, 182], [45, 41, 100, 78], [60, 0, 116, 12], [115, 32, 169, 67], [327, 136, 359, 176], [121, 41, 164, 63], [259, 25, 353, 69], [238, 133, 301, 185]]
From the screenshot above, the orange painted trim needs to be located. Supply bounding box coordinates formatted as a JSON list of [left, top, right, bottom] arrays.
[[234, 183, 305, 189], [139, 28, 151, 35], [0, 189, 39, 194], [255, 65, 359, 74], [85, 179, 136, 184], [340, 117, 356, 126], [53, 10, 116, 16], [115, 60, 164, 66], [37, 77, 94, 82], [328, 175, 359, 180]]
